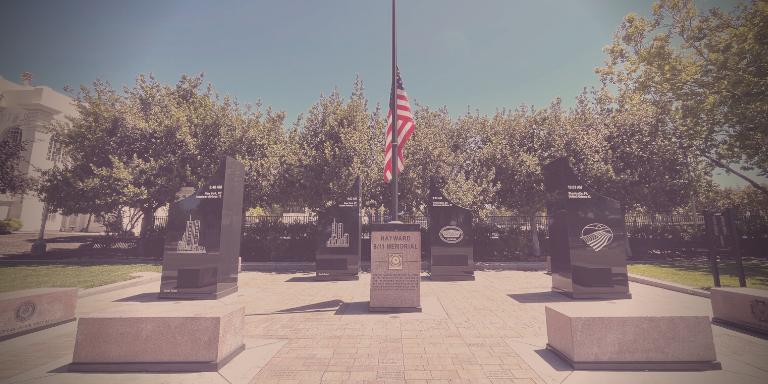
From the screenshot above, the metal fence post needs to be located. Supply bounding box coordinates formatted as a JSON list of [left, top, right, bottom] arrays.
[[727, 208, 747, 287], [703, 210, 721, 288]]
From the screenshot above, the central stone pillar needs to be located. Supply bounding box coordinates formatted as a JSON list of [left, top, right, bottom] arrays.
[[369, 223, 421, 312]]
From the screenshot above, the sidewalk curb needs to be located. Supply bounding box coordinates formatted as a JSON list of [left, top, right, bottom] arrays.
[[77, 272, 161, 298], [628, 273, 711, 299]]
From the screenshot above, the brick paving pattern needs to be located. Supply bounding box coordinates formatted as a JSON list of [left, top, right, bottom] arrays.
[[1, 269, 767, 383]]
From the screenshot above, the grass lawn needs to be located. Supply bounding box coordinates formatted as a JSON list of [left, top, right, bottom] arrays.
[[0, 263, 162, 293], [628, 260, 768, 291]]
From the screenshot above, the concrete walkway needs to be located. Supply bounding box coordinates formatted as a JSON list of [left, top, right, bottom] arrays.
[[1, 270, 767, 383]]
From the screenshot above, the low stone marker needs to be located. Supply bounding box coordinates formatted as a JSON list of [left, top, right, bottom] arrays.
[[545, 305, 721, 371], [369, 223, 421, 312], [711, 287, 768, 336], [68, 304, 245, 372], [0, 287, 77, 341]]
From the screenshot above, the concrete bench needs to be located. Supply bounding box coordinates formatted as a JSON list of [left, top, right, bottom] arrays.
[[545, 304, 721, 371], [711, 287, 768, 336], [0, 287, 77, 341], [68, 304, 245, 372]]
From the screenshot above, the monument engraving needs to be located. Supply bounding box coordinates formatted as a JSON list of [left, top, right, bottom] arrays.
[[752, 300, 768, 323], [543, 157, 631, 299], [711, 288, 768, 335], [316, 176, 361, 281], [0, 288, 77, 341], [14, 301, 36, 323], [159, 156, 245, 300], [429, 179, 474, 281], [369, 223, 421, 312]]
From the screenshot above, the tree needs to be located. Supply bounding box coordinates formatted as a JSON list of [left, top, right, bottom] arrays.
[[596, 0, 768, 198], [278, 75, 385, 211], [50, 72, 286, 253], [0, 138, 35, 196], [574, 87, 694, 214]]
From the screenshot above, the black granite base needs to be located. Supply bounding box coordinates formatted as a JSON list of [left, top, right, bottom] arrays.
[[712, 318, 768, 339], [68, 343, 245, 372], [315, 275, 360, 281], [552, 288, 632, 300], [0, 317, 76, 343], [546, 344, 722, 371], [157, 285, 238, 300], [429, 275, 476, 281], [368, 306, 422, 313]]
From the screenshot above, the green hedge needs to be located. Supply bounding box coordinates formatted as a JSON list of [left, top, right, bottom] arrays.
[[472, 222, 548, 261], [0, 218, 23, 234], [240, 221, 316, 262]]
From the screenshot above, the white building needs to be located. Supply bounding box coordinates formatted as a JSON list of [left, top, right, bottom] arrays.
[[0, 73, 104, 232]]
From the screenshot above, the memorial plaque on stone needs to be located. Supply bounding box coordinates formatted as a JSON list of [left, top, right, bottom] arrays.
[[429, 179, 474, 281], [159, 156, 245, 300], [703, 208, 747, 288], [543, 157, 631, 299], [705, 212, 734, 251], [369, 223, 421, 312], [316, 176, 361, 281]]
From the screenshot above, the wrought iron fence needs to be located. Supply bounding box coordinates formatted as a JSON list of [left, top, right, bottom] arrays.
[[153, 215, 168, 228], [625, 214, 704, 228], [363, 214, 429, 228], [244, 215, 316, 226]]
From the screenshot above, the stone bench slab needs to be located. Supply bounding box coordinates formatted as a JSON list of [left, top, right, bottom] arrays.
[[69, 304, 245, 372], [711, 287, 768, 336], [545, 304, 721, 371], [0, 287, 78, 341]]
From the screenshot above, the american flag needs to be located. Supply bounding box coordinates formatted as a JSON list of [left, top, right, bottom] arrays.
[[384, 67, 415, 182]]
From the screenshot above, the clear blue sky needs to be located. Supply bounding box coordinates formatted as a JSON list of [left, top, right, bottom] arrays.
[[1, 0, 760, 187]]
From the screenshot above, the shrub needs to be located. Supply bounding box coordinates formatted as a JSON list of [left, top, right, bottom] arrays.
[[240, 221, 316, 261], [0, 218, 23, 234]]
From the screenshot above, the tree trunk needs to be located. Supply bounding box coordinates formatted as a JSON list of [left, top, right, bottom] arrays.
[[530, 215, 541, 258], [31, 205, 49, 255], [84, 214, 92, 232], [622, 205, 633, 259], [136, 207, 154, 257]]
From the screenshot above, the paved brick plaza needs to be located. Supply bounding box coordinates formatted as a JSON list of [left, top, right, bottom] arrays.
[[1, 269, 767, 383]]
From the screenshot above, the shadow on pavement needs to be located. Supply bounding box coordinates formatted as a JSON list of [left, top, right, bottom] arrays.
[[507, 292, 573, 303], [113, 292, 160, 303], [246, 299, 345, 316]]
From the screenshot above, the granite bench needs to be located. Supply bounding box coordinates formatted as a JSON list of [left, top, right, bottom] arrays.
[[0, 287, 78, 341], [545, 304, 721, 371], [68, 304, 245, 372], [711, 287, 768, 336]]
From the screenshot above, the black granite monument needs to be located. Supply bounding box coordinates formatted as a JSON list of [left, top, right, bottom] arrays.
[[543, 157, 631, 299], [158, 156, 245, 300], [429, 179, 474, 281], [316, 176, 361, 281]]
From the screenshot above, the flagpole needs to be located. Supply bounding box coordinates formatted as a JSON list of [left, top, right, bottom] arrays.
[[391, 0, 399, 221]]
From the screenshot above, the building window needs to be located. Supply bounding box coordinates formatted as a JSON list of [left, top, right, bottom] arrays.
[[46, 139, 62, 163], [47, 212, 57, 222], [2, 127, 22, 144]]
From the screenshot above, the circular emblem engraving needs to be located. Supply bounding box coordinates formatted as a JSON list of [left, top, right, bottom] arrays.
[[15, 301, 36, 323], [389, 254, 403, 270], [580, 223, 613, 252], [750, 299, 768, 324], [439, 226, 464, 244]]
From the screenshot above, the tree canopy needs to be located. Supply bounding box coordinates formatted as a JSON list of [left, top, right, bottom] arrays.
[[33, 0, 768, 240], [596, 0, 768, 197], [47, 73, 285, 249]]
